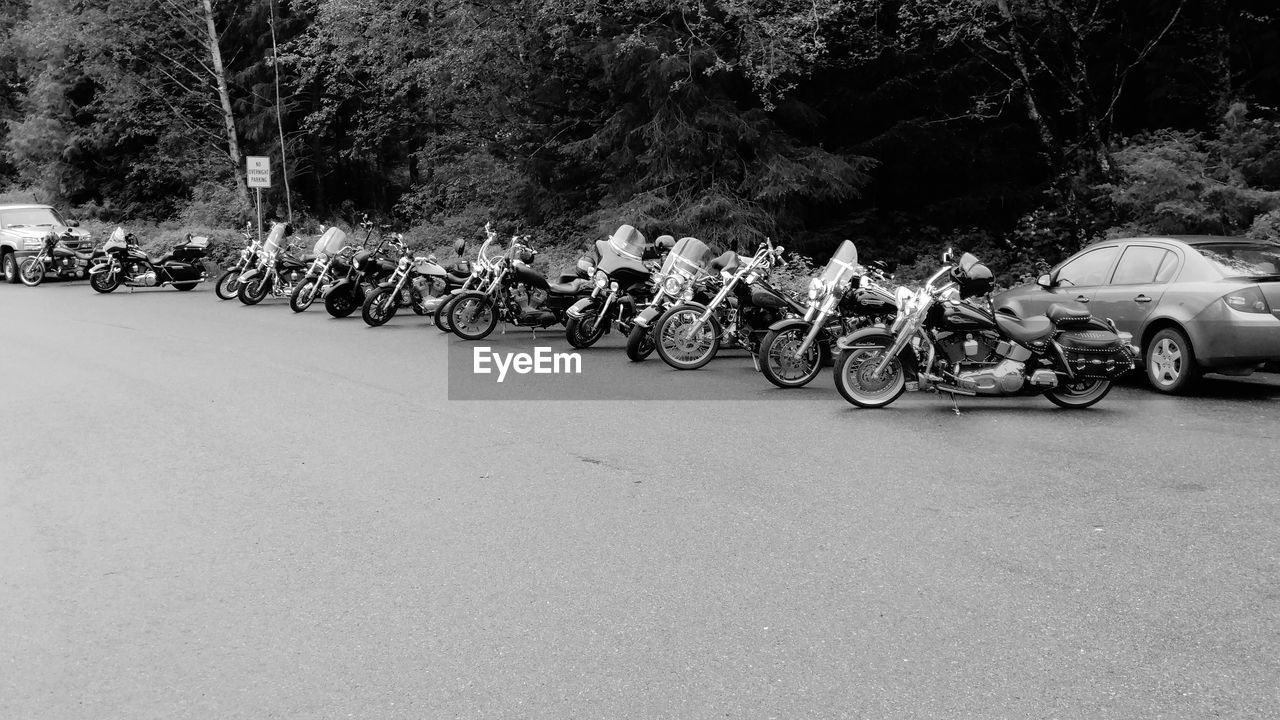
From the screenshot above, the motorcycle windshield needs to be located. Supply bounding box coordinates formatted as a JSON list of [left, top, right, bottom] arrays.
[[819, 240, 859, 287], [607, 225, 647, 261], [318, 227, 347, 255], [104, 227, 127, 252], [596, 230, 651, 277], [263, 224, 287, 256], [660, 237, 713, 278]]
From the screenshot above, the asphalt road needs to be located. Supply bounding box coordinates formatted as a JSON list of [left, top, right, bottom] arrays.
[[2, 281, 1278, 719]]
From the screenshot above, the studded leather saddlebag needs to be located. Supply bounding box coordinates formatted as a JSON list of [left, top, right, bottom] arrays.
[[1055, 329, 1135, 379]]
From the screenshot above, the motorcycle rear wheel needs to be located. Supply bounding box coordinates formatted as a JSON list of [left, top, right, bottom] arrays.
[[833, 341, 906, 408], [90, 270, 119, 294], [566, 309, 608, 349], [362, 287, 399, 327], [238, 276, 270, 305], [290, 278, 319, 312], [1044, 378, 1112, 409], [18, 258, 44, 287], [625, 324, 655, 361], [759, 326, 823, 388], [450, 294, 498, 340], [655, 306, 721, 370]]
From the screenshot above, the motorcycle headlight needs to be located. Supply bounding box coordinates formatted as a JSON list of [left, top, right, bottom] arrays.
[[398, 257, 409, 268], [662, 275, 684, 295], [594, 269, 609, 289], [808, 277, 826, 301]]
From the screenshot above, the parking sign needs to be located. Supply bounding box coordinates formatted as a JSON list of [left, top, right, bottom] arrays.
[[247, 156, 271, 188]]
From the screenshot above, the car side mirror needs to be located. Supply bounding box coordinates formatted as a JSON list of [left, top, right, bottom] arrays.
[[1036, 273, 1052, 288]]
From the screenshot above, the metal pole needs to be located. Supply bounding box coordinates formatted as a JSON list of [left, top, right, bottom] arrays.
[[256, 187, 262, 242]]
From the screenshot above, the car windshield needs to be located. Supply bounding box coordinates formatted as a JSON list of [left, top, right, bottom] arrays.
[[1194, 243, 1280, 277], [0, 207, 66, 228]]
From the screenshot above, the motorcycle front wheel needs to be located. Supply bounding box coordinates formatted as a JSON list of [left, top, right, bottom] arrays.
[[214, 268, 241, 300], [90, 269, 120, 294], [565, 309, 608, 349], [290, 278, 319, 312], [18, 257, 44, 287], [450, 294, 498, 340], [833, 340, 906, 408], [1044, 378, 1112, 409], [362, 287, 399, 327], [654, 305, 721, 370], [433, 294, 461, 332], [324, 287, 360, 318], [238, 276, 270, 305], [625, 323, 655, 361], [759, 326, 823, 388]]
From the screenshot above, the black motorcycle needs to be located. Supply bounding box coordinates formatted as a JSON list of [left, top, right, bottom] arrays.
[[448, 232, 594, 340], [757, 241, 897, 388], [564, 225, 672, 349], [89, 228, 208, 293], [20, 229, 102, 286], [833, 250, 1140, 410], [323, 227, 399, 318]]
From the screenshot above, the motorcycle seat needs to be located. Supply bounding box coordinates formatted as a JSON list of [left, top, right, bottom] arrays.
[[556, 273, 579, 283], [709, 251, 740, 274], [1046, 301, 1093, 327], [73, 249, 99, 260], [447, 271, 470, 283], [448, 260, 472, 275], [995, 312, 1054, 345], [548, 279, 590, 295], [149, 252, 174, 265], [281, 256, 309, 270]]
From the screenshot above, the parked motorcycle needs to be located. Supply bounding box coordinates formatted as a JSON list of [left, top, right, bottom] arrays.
[[564, 225, 673, 349], [624, 235, 717, 361], [19, 228, 102, 286], [652, 238, 793, 371], [290, 226, 354, 313], [431, 236, 501, 333], [448, 232, 594, 340], [757, 241, 898, 388], [360, 241, 457, 326], [214, 222, 258, 300], [237, 222, 310, 305], [88, 228, 209, 293], [321, 222, 403, 318], [832, 250, 1140, 410]]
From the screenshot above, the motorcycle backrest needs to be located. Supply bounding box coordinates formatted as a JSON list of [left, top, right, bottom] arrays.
[[318, 226, 348, 255], [184, 234, 210, 250]]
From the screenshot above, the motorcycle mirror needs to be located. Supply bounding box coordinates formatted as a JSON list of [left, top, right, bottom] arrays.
[[942, 247, 954, 264]]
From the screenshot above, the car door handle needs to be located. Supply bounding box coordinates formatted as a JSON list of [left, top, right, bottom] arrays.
[[1074, 295, 1090, 303], [1134, 295, 1152, 303]]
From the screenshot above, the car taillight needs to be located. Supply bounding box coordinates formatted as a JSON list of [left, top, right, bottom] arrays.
[[1223, 286, 1270, 314]]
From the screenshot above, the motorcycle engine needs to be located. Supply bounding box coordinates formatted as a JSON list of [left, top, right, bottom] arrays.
[[938, 331, 1026, 395], [127, 262, 158, 286]]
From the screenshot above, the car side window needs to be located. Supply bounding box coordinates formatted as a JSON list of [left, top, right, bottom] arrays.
[[1055, 246, 1119, 287], [1110, 246, 1171, 285], [1153, 250, 1180, 283]]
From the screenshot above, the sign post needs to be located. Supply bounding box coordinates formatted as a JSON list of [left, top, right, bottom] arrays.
[[246, 156, 271, 242]]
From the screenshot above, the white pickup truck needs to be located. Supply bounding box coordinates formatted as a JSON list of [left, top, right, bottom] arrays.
[[0, 204, 93, 283]]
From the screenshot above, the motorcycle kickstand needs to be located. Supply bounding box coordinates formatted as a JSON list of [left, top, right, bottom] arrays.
[[948, 392, 962, 416], [749, 351, 761, 373]]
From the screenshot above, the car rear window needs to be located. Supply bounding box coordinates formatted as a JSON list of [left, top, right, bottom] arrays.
[[1194, 243, 1280, 277]]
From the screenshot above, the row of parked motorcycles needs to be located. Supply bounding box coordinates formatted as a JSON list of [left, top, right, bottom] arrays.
[[16, 226, 210, 291], [215, 218, 1140, 410]]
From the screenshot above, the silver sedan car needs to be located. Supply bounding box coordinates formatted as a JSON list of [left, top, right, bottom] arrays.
[[994, 235, 1280, 393]]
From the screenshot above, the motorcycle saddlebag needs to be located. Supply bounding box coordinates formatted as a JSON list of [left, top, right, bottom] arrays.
[[1055, 329, 1134, 379]]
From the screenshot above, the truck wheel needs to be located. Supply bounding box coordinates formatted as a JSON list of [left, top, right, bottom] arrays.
[[2, 252, 18, 284]]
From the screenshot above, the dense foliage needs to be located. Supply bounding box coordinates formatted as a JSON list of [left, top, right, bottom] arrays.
[[4, 0, 1280, 278]]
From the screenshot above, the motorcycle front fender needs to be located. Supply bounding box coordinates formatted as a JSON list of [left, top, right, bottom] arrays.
[[566, 297, 599, 319], [835, 327, 919, 374], [633, 304, 664, 329], [767, 317, 812, 334], [239, 268, 262, 283], [88, 260, 114, 275]]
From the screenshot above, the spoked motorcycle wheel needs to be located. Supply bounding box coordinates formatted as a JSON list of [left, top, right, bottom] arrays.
[[362, 287, 399, 327], [654, 305, 721, 371], [565, 309, 609, 349], [433, 294, 461, 332], [625, 323, 656, 361], [1044, 378, 1112, 409], [290, 278, 319, 312], [18, 257, 45, 287], [214, 269, 241, 300], [759, 326, 823, 388], [833, 340, 906, 408], [90, 269, 120, 293], [449, 293, 498, 340], [237, 276, 270, 305]]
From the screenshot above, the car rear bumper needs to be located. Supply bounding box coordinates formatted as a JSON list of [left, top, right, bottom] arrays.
[[1186, 307, 1280, 368]]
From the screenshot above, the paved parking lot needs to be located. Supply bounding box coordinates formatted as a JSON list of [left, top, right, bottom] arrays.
[[2, 282, 1278, 719]]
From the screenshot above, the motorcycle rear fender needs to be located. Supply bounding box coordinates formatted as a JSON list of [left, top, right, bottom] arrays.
[[836, 327, 920, 377]]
